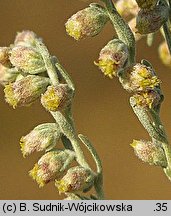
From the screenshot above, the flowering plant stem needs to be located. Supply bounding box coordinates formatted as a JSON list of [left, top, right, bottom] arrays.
[[130, 97, 171, 180], [35, 38, 104, 199], [101, 0, 171, 181], [2, 0, 171, 200]]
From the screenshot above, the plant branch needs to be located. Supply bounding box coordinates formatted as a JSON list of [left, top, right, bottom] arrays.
[[35, 39, 92, 170], [130, 97, 167, 143], [130, 96, 171, 180]]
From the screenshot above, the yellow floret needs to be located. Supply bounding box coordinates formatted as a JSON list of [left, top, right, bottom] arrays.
[[20, 137, 26, 158], [94, 59, 117, 78], [65, 20, 82, 40], [130, 140, 138, 148], [29, 164, 45, 188], [134, 92, 153, 109], [140, 76, 160, 89], [4, 83, 18, 108], [42, 87, 61, 111], [55, 179, 68, 193]]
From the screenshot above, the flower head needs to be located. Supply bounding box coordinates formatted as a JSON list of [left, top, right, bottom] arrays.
[[20, 123, 61, 157], [4, 75, 49, 108], [136, 5, 169, 34], [55, 166, 95, 194], [120, 63, 160, 92], [95, 39, 129, 78], [41, 84, 72, 112], [131, 140, 167, 167], [29, 150, 75, 187], [65, 5, 108, 40], [10, 46, 45, 74]]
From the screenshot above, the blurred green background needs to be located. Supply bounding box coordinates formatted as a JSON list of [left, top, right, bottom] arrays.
[[0, 0, 171, 200]]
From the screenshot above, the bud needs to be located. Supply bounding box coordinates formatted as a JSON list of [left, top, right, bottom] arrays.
[[20, 123, 61, 157], [133, 90, 162, 109], [4, 75, 49, 108], [135, 0, 158, 10], [29, 150, 75, 187], [119, 63, 160, 92], [14, 30, 38, 47], [116, 0, 138, 17], [41, 84, 72, 112], [136, 5, 169, 34], [158, 41, 171, 68], [95, 39, 129, 78], [131, 140, 167, 167], [0, 64, 19, 86], [65, 5, 108, 40], [55, 166, 95, 193], [0, 47, 11, 66], [10, 46, 45, 74]]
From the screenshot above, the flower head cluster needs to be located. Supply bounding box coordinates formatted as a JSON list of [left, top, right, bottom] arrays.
[[0, 31, 51, 108], [131, 139, 167, 167], [119, 63, 162, 109], [1, 31, 97, 200], [65, 4, 108, 40]]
